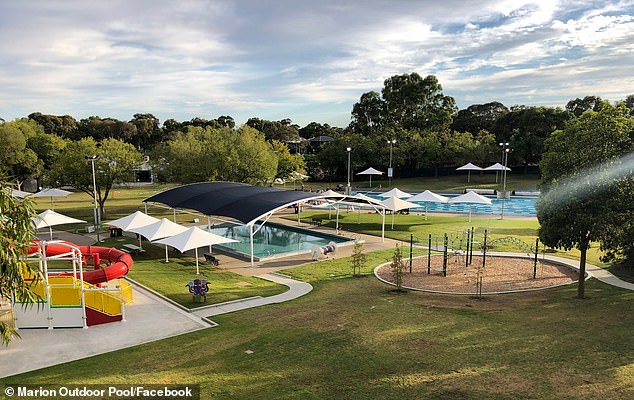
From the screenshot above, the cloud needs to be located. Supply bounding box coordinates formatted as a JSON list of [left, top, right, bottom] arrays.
[[0, 0, 633, 127]]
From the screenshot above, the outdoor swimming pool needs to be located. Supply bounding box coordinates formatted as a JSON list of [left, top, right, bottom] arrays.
[[205, 221, 354, 261], [361, 192, 537, 216]]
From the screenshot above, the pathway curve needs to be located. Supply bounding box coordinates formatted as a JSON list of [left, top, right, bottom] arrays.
[[192, 273, 312, 318]]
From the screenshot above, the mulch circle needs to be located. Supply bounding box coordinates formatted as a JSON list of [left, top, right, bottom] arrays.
[[376, 254, 578, 294]]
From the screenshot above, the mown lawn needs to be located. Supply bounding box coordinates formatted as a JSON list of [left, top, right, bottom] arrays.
[[5, 249, 634, 399], [293, 210, 607, 267]]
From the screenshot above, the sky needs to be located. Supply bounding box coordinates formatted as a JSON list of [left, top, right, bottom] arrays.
[[1, 0, 633, 128]]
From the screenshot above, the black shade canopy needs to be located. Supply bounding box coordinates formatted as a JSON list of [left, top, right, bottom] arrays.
[[144, 182, 319, 224]]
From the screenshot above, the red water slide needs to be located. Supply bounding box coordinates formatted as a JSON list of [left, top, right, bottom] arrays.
[[28, 242, 133, 284]]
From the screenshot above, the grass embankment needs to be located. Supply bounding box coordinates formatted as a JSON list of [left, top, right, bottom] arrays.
[[6, 250, 634, 399]]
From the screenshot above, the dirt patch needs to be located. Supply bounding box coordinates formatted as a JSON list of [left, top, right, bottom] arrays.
[[376, 255, 578, 294]]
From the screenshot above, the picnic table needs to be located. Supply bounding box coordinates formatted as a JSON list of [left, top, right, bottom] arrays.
[[121, 243, 145, 255]]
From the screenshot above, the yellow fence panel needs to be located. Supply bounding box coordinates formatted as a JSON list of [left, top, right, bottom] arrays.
[[50, 286, 82, 307], [118, 280, 134, 304], [83, 283, 123, 317]]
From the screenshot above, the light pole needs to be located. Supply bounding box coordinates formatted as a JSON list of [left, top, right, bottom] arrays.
[[500, 145, 511, 220], [346, 147, 352, 195], [86, 155, 100, 242], [498, 142, 509, 183], [388, 139, 396, 187]]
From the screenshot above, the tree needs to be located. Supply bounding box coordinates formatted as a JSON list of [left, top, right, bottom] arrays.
[[271, 140, 306, 180], [48, 137, 144, 216], [566, 96, 603, 117], [130, 113, 161, 150], [161, 126, 278, 185], [381, 73, 456, 131], [0, 179, 43, 344], [28, 113, 79, 139], [538, 102, 634, 298], [451, 102, 509, 134], [493, 106, 569, 169], [351, 240, 367, 277], [246, 118, 300, 142], [0, 120, 44, 187], [349, 91, 386, 134], [390, 244, 406, 292]]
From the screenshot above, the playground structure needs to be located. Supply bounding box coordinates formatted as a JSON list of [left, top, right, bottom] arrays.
[[186, 279, 210, 303], [11, 240, 134, 329], [311, 241, 337, 260], [376, 228, 578, 295]]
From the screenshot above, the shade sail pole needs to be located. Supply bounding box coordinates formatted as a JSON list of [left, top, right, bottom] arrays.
[[381, 208, 385, 242], [249, 223, 255, 267], [173, 208, 177, 223], [164, 245, 169, 263], [336, 204, 340, 229], [144, 203, 148, 214], [195, 248, 200, 275]]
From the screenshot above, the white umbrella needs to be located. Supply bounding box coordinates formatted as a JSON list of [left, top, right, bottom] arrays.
[[448, 191, 492, 222], [30, 188, 72, 209], [456, 163, 483, 183], [408, 190, 449, 220], [378, 187, 412, 198], [105, 211, 160, 249], [154, 227, 238, 274], [356, 167, 384, 188], [380, 196, 419, 229], [128, 218, 188, 262], [31, 209, 86, 240]]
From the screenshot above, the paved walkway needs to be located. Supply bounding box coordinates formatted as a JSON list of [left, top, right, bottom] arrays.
[[0, 282, 211, 378], [191, 273, 312, 318]]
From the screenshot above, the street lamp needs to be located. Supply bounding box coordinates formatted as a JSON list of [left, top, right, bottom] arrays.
[[497, 142, 509, 183], [388, 139, 396, 187], [500, 145, 511, 220], [346, 147, 352, 195], [85, 155, 100, 242]]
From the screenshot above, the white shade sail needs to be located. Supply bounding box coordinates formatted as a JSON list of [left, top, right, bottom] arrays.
[[11, 189, 31, 198], [31, 209, 86, 229], [380, 196, 419, 229], [408, 190, 449, 203], [456, 163, 483, 171], [154, 227, 238, 274], [31, 188, 73, 197], [483, 163, 511, 171], [356, 167, 384, 175], [320, 189, 345, 198], [105, 211, 160, 231], [128, 218, 188, 242], [378, 188, 412, 198], [448, 191, 492, 205], [31, 209, 86, 240]]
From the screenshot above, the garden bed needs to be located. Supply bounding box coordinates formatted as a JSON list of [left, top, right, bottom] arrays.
[[375, 254, 578, 294]]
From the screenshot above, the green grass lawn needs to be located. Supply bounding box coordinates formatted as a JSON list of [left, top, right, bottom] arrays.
[[5, 249, 634, 399], [96, 236, 287, 308], [292, 210, 607, 267]]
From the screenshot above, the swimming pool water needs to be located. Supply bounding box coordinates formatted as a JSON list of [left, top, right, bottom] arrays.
[[360, 192, 537, 216], [205, 221, 352, 261]]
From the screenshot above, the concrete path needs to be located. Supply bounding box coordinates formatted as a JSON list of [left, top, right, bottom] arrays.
[[192, 273, 313, 317], [0, 283, 212, 378]]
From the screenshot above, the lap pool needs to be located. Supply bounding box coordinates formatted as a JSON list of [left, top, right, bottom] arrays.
[[204, 221, 355, 261], [359, 192, 537, 217]]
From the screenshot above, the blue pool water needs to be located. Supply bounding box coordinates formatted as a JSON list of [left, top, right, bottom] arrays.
[[205, 221, 353, 261], [360, 192, 537, 217]]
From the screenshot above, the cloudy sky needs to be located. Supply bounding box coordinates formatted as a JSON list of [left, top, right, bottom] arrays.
[[1, 0, 633, 128]]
